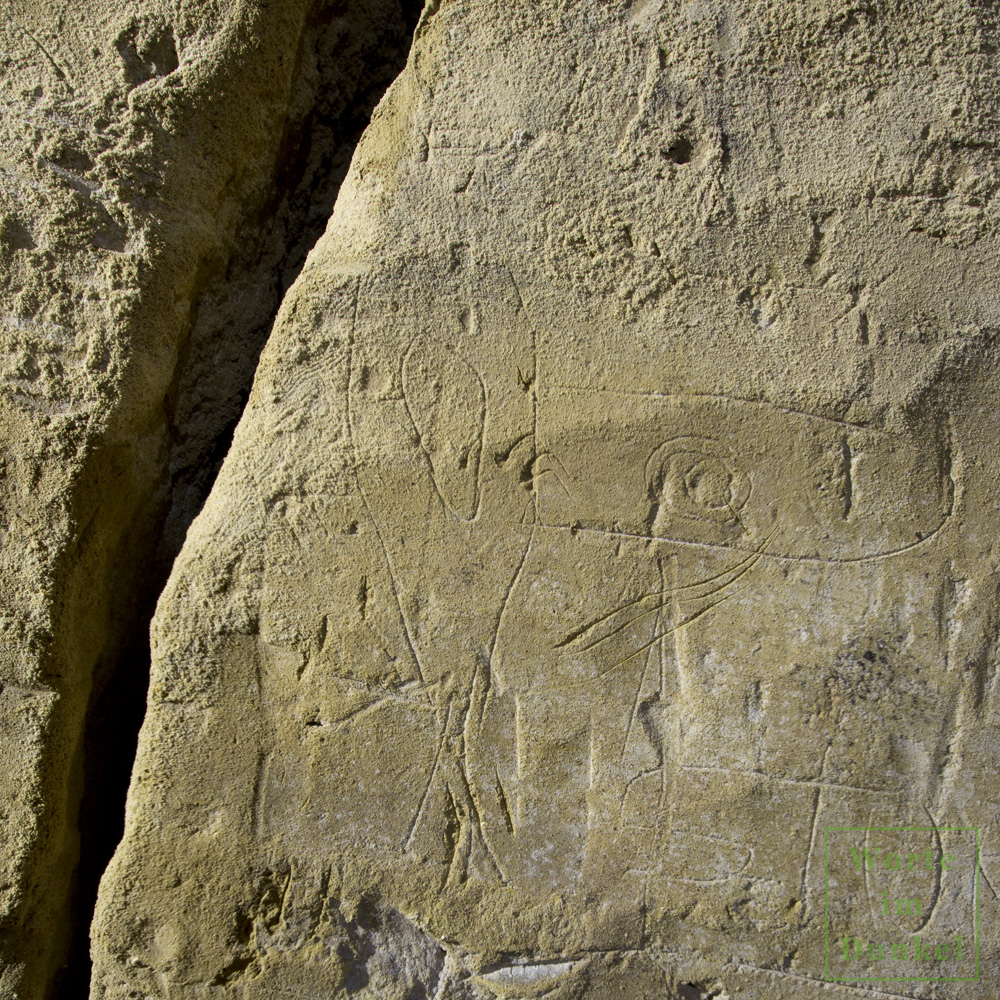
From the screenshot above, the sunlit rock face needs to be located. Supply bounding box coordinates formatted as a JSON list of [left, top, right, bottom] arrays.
[[92, 1, 1000, 997]]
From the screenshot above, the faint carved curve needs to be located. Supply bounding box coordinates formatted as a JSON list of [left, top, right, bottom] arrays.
[[910, 808, 944, 935], [344, 296, 431, 697], [462, 656, 511, 884], [527, 451, 575, 499], [681, 763, 898, 795], [670, 836, 753, 884], [645, 436, 751, 537], [620, 647, 656, 765], [555, 529, 775, 654], [545, 383, 877, 430], [487, 505, 537, 693], [402, 334, 486, 521], [404, 698, 453, 851], [536, 518, 951, 567], [594, 590, 742, 681]]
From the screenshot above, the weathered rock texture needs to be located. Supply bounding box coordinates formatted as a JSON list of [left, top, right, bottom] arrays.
[[89, 0, 1000, 996], [0, 1, 417, 996]]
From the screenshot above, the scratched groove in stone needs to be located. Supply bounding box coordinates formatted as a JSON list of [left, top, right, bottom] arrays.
[[93, 2, 1000, 998]]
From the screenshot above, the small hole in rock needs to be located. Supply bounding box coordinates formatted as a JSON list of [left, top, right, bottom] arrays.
[[663, 136, 693, 164]]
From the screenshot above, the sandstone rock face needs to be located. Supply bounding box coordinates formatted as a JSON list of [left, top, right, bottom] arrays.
[[0, 2, 415, 996], [93, 1, 1000, 997]]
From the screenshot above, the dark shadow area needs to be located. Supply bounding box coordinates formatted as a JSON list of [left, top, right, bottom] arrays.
[[57, 2, 424, 995]]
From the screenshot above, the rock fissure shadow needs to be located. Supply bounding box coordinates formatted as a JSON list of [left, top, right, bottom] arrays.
[[59, 3, 424, 995]]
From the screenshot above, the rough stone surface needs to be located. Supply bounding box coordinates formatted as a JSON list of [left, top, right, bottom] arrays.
[[87, 0, 1000, 996], [0, 2, 416, 996]]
